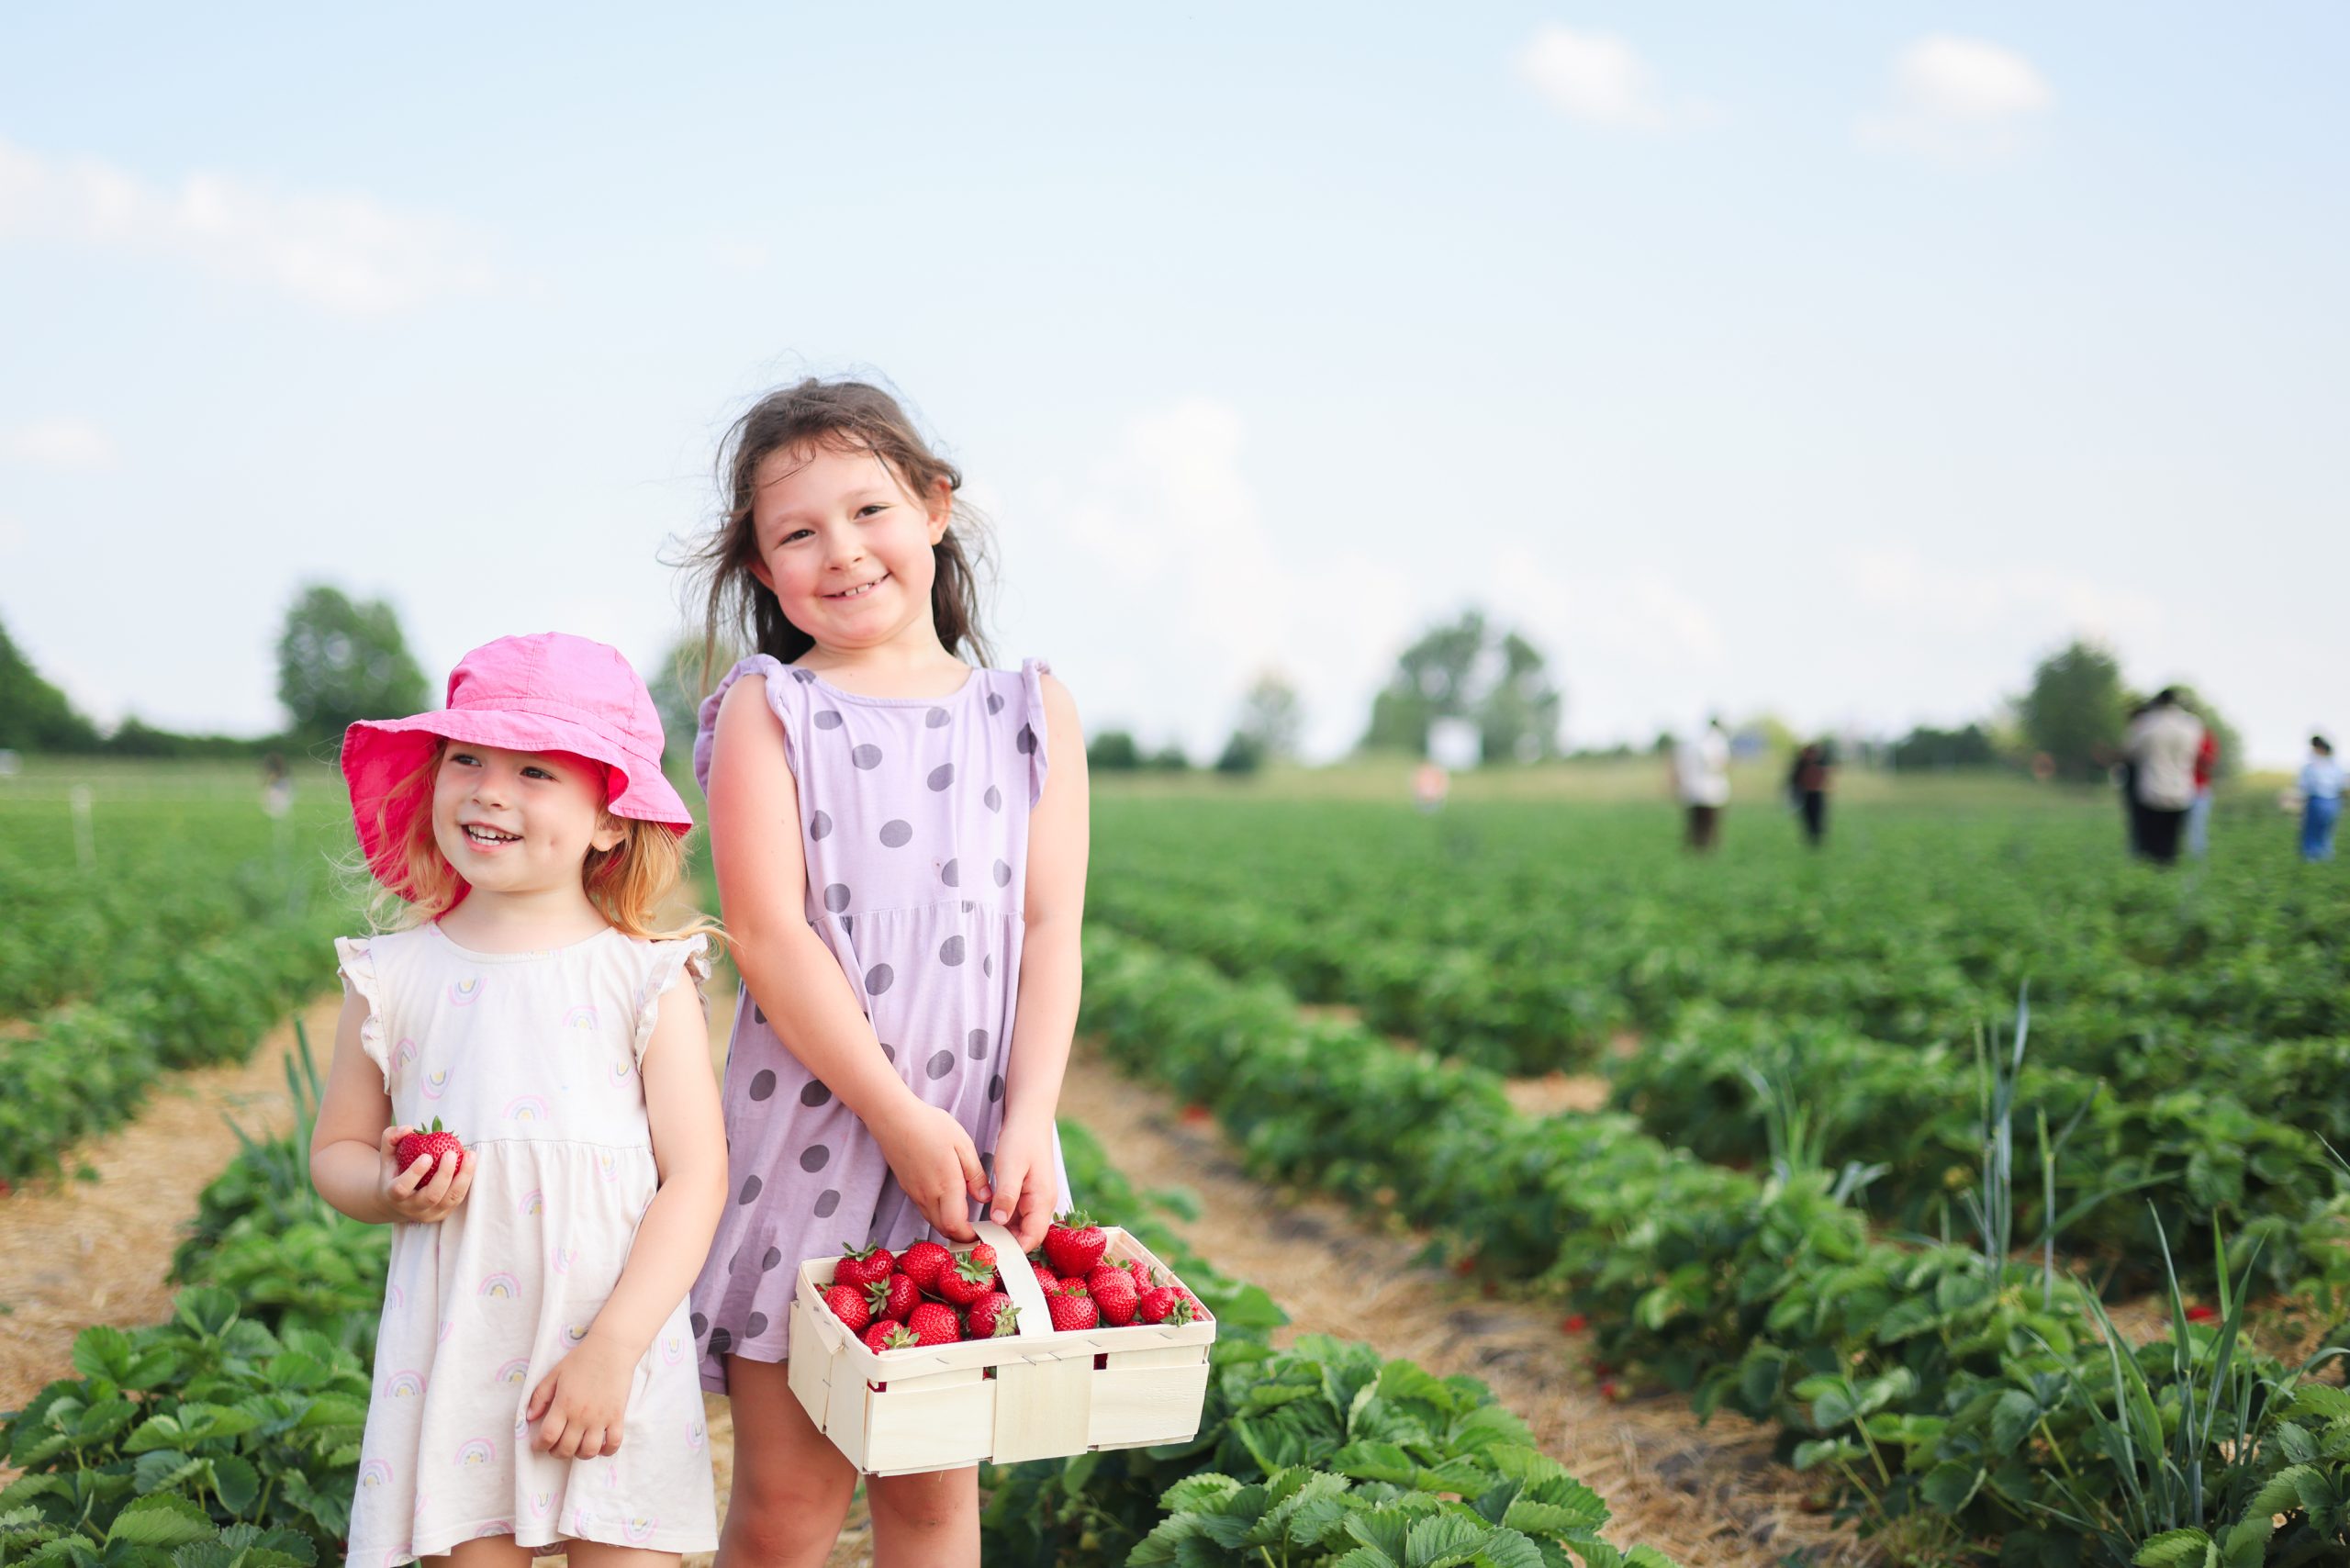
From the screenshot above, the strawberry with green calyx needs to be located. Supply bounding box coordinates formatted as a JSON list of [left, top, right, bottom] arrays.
[[834, 1243, 895, 1289], [394, 1118, 466, 1182], [1043, 1211, 1107, 1277], [825, 1282, 873, 1334], [1087, 1268, 1139, 1327], [866, 1273, 918, 1322], [1137, 1284, 1198, 1326], [898, 1239, 954, 1293], [1045, 1279, 1099, 1332], [966, 1292, 1020, 1338], [905, 1302, 963, 1346], [936, 1254, 999, 1307], [864, 1319, 919, 1353]]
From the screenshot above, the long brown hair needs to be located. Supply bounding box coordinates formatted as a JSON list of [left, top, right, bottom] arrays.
[[683, 377, 995, 692]]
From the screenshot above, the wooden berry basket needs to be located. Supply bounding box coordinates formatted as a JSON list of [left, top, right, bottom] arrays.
[[786, 1219, 1215, 1476]]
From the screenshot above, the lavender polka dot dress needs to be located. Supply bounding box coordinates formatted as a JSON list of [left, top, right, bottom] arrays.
[[686, 655, 1072, 1391]]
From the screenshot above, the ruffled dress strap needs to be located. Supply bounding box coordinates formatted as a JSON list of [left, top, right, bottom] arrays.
[[333, 935, 391, 1087], [632, 934, 712, 1063], [693, 654, 808, 796], [1018, 656, 1053, 809]]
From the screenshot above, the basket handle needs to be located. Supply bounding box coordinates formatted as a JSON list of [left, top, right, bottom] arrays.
[[973, 1217, 1051, 1340]]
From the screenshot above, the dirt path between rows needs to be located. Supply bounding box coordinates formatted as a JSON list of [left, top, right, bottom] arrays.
[[1054, 1036, 1874, 1568], [0, 994, 346, 1417]]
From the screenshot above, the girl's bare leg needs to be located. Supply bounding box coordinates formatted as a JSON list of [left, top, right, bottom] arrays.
[[713, 1357, 858, 1568], [865, 1467, 977, 1568]]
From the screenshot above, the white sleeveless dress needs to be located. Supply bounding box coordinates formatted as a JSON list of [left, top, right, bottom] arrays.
[[334, 923, 718, 1566]]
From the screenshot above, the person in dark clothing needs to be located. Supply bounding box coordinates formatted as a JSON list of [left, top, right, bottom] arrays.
[[1787, 741, 1831, 846]]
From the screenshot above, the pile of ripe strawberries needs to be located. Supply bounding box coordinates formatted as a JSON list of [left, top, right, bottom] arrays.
[[822, 1211, 1203, 1351]]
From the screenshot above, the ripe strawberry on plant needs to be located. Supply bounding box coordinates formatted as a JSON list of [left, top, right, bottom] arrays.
[[824, 1282, 873, 1334], [864, 1319, 919, 1353], [394, 1118, 466, 1182], [866, 1273, 918, 1322], [898, 1239, 953, 1293], [1045, 1280, 1098, 1332], [1086, 1269, 1138, 1326], [1043, 1211, 1107, 1277], [905, 1302, 963, 1346], [834, 1243, 895, 1289], [966, 1292, 1020, 1339], [936, 1255, 999, 1307]]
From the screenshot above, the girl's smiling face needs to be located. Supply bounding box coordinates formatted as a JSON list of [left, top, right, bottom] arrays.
[[431, 744, 621, 896], [747, 442, 950, 655]]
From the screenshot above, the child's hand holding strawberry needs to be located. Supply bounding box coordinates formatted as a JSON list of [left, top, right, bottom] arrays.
[[526, 1332, 636, 1459], [376, 1121, 474, 1222]]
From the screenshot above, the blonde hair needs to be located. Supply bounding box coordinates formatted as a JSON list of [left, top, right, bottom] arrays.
[[359, 738, 722, 945]]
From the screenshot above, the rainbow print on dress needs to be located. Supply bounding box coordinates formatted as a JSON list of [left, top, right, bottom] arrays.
[[383, 1369, 426, 1399], [476, 1272, 521, 1300], [503, 1093, 550, 1123], [360, 1459, 394, 1489], [517, 1188, 544, 1217], [455, 1437, 495, 1467], [422, 1067, 452, 1100], [447, 977, 481, 1006], [623, 1516, 660, 1545], [492, 1357, 531, 1387], [563, 1003, 599, 1032]]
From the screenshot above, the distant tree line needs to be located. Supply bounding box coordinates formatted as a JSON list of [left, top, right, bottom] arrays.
[[0, 585, 428, 759]]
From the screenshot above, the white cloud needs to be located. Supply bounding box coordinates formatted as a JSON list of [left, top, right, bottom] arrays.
[[0, 416, 111, 467], [0, 138, 495, 313], [1031, 398, 1417, 760], [1515, 26, 1716, 132], [1858, 35, 2053, 164]]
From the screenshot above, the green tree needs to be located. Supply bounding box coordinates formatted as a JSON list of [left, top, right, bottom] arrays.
[[0, 614, 102, 751], [1087, 730, 1143, 771], [2019, 639, 2128, 783], [1235, 670, 1304, 762], [276, 584, 429, 747], [1213, 729, 1266, 775], [1360, 610, 1562, 763]]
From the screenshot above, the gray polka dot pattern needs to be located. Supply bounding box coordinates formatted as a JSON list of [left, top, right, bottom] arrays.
[[688, 655, 1069, 1394]]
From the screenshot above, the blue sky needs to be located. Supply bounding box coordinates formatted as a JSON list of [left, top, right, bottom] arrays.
[[4, 4, 2344, 765]]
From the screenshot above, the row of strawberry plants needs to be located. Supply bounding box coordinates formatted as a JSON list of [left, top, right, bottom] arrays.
[[1077, 925, 2350, 1564], [5, 1033, 1683, 1568], [1088, 799, 2350, 1074], [1606, 1006, 2350, 1298], [0, 899, 350, 1185]]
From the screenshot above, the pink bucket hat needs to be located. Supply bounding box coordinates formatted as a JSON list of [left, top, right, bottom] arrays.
[[341, 632, 694, 894]]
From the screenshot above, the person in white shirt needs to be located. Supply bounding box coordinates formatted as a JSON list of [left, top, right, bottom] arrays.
[[1674, 718, 1731, 851], [2124, 689, 2206, 865], [2301, 735, 2343, 863]]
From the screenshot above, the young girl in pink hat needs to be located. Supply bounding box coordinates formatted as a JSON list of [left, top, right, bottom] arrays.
[[678, 378, 1090, 1568], [310, 632, 727, 1568]]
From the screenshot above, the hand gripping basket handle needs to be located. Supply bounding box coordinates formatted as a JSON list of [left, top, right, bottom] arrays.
[[972, 1217, 1051, 1340]]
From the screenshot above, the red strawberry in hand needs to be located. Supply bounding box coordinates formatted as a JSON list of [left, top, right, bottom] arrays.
[[834, 1243, 895, 1290], [898, 1240, 954, 1293], [1087, 1269, 1139, 1327], [866, 1273, 918, 1323], [966, 1292, 1020, 1339], [825, 1282, 873, 1334], [393, 1118, 466, 1182], [937, 1255, 999, 1307], [1043, 1211, 1107, 1277], [905, 1302, 963, 1346], [864, 1319, 919, 1353], [1045, 1279, 1099, 1332]]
